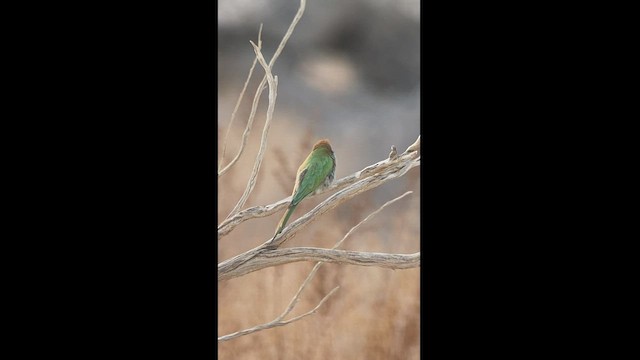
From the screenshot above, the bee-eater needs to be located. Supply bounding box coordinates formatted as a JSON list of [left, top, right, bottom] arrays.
[[273, 139, 336, 239]]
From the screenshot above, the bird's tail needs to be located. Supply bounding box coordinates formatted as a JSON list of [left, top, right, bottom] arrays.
[[273, 203, 298, 239]]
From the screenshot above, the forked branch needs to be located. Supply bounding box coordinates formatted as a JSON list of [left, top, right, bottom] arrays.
[[218, 192, 417, 341], [218, 0, 307, 178], [218, 135, 420, 239]]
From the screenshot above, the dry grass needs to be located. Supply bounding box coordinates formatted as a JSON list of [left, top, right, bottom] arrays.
[[218, 116, 420, 359]]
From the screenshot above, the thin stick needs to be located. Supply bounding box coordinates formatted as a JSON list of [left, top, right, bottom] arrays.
[[218, 137, 421, 239], [226, 41, 278, 217], [218, 191, 416, 341], [217, 74, 266, 177], [218, 0, 306, 177], [218, 286, 339, 342], [333, 191, 413, 249], [279, 191, 414, 318], [267, 0, 306, 68], [219, 249, 421, 281], [219, 24, 263, 172]]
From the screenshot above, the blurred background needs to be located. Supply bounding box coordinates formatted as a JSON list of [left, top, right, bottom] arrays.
[[218, 0, 420, 358]]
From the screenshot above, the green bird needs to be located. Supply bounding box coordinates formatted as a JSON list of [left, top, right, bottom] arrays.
[[273, 139, 336, 239]]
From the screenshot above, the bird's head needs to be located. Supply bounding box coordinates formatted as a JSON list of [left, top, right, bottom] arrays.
[[313, 139, 333, 153]]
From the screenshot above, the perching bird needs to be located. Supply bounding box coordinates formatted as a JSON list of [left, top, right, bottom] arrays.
[[273, 139, 336, 239]]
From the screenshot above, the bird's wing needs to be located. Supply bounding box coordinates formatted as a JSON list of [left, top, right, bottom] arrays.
[[291, 154, 332, 206]]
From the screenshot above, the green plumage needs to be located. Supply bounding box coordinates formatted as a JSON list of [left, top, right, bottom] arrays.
[[273, 139, 336, 239]]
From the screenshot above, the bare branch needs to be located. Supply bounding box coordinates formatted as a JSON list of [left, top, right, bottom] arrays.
[[218, 0, 306, 177], [218, 198, 290, 240], [218, 136, 421, 239], [219, 24, 263, 173], [334, 190, 413, 249], [226, 41, 279, 217], [273, 191, 414, 326], [266, 156, 419, 249], [219, 248, 420, 282], [406, 134, 421, 153], [218, 191, 415, 342], [217, 76, 267, 177], [276, 191, 414, 317], [268, 0, 306, 69], [218, 286, 339, 342], [218, 157, 419, 278], [277, 286, 339, 324]]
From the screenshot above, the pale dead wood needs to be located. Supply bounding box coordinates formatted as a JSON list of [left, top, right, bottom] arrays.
[[333, 190, 413, 249], [218, 0, 306, 178], [218, 24, 263, 173], [267, 0, 306, 69], [218, 40, 266, 179], [226, 42, 278, 217], [406, 134, 421, 153], [218, 192, 415, 342], [388, 145, 398, 160], [219, 248, 420, 282], [218, 135, 421, 239], [219, 254, 339, 342], [217, 286, 339, 342], [218, 150, 419, 279], [272, 191, 415, 322]]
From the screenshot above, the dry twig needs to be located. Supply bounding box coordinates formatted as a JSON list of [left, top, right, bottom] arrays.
[[219, 248, 420, 281], [217, 286, 339, 342], [226, 41, 278, 217], [218, 143, 419, 280], [218, 135, 421, 239], [218, 191, 416, 341], [218, 0, 306, 178], [219, 24, 263, 172]]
